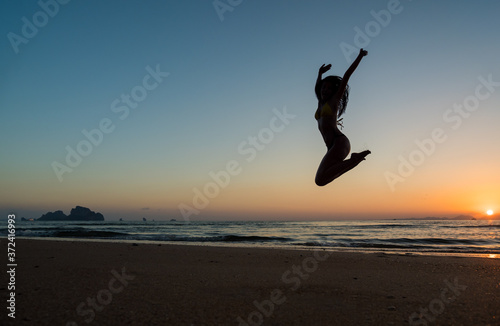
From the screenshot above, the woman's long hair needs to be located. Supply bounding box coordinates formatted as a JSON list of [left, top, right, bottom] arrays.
[[321, 75, 349, 117]]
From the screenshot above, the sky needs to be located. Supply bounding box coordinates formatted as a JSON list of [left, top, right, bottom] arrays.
[[1, 0, 499, 221]]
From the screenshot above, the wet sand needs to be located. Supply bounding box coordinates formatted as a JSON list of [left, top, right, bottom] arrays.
[[1, 239, 499, 325]]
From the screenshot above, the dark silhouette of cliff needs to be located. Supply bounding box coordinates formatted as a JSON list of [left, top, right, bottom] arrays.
[[38, 206, 104, 221], [400, 215, 476, 221]]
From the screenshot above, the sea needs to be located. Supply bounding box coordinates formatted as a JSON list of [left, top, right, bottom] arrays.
[[5, 219, 500, 257]]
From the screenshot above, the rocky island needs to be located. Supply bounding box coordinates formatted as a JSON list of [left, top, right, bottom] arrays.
[[38, 206, 104, 221]]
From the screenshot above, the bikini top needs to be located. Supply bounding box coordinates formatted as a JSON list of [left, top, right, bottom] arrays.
[[315, 102, 344, 128]]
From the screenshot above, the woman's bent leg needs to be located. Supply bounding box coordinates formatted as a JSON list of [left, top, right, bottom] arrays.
[[315, 134, 370, 187], [315, 151, 370, 186]]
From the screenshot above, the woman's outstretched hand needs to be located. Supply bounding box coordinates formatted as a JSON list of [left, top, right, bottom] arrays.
[[359, 48, 368, 57], [319, 64, 331, 75]]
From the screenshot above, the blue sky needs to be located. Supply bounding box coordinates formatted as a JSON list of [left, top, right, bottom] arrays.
[[1, 0, 499, 220]]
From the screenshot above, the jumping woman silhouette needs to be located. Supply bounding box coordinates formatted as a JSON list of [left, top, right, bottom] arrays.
[[314, 48, 370, 186]]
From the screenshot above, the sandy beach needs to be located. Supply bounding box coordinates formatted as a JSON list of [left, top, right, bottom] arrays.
[[1, 239, 499, 325]]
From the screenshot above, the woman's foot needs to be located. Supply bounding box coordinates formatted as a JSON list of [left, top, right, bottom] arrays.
[[350, 150, 371, 163]]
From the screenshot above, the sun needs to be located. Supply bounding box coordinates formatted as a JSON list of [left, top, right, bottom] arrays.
[[486, 209, 494, 216]]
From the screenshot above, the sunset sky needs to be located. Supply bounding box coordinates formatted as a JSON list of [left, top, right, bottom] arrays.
[[1, 0, 499, 221]]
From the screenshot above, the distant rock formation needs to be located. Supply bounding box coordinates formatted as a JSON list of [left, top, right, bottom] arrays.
[[402, 215, 476, 221], [69, 206, 104, 221], [38, 210, 67, 221], [38, 206, 104, 221], [450, 215, 476, 220]]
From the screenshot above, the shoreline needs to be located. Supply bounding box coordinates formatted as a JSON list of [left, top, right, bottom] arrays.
[[15, 236, 500, 259], [1, 239, 499, 325]]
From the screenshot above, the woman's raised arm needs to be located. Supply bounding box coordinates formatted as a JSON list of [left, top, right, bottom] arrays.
[[315, 64, 331, 100], [336, 49, 368, 99]]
